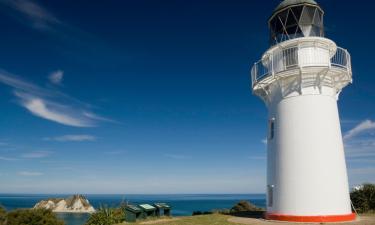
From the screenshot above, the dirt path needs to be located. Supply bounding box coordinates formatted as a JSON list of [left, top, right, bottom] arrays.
[[228, 215, 375, 225]]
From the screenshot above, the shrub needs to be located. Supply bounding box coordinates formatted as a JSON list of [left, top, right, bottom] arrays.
[[212, 208, 230, 214], [0, 206, 6, 225], [85, 206, 124, 225], [230, 200, 262, 213], [192, 211, 212, 216], [6, 208, 64, 225], [351, 183, 375, 213]]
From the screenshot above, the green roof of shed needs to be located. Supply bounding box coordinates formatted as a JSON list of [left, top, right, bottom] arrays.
[[139, 204, 156, 211], [125, 205, 141, 213], [154, 203, 171, 209]]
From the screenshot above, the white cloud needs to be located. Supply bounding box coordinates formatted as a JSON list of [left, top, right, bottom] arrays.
[[83, 112, 117, 123], [21, 151, 52, 159], [18, 171, 43, 176], [261, 138, 267, 145], [349, 167, 375, 175], [343, 120, 375, 185], [0, 156, 18, 161], [0, 71, 43, 95], [344, 120, 375, 140], [46, 135, 96, 142], [345, 137, 375, 158], [48, 70, 63, 85], [16, 92, 95, 127], [0, 71, 112, 127], [0, 0, 61, 31]]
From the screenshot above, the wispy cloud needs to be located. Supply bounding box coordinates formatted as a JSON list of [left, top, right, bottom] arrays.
[[0, 70, 112, 127], [18, 171, 43, 176], [45, 135, 96, 142], [83, 112, 118, 124], [344, 120, 375, 184], [164, 154, 192, 160], [0, 0, 102, 53], [0, 0, 61, 31], [343, 120, 375, 161], [0, 156, 18, 161], [349, 167, 375, 175], [343, 120, 375, 140], [48, 70, 63, 85], [21, 150, 52, 159], [15, 91, 96, 127], [345, 138, 375, 158], [261, 138, 267, 145]]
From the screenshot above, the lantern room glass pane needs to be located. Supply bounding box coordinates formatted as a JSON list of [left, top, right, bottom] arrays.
[[269, 4, 324, 45], [278, 10, 288, 23], [285, 10, 297, 26], [291, 6, 303, 21], [313, 10, 322, 26], [302, 6, 316, 23]]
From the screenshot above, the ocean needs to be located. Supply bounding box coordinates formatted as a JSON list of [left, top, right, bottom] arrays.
[[0, 194, 266, 225]]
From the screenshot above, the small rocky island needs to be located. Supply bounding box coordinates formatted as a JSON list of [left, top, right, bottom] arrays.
[[33, 194, 95, 213]]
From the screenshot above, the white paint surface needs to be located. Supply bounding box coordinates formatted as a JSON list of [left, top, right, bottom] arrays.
[[254, 37, 352, 216]]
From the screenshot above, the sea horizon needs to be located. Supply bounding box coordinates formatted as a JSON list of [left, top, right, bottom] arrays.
[[0, 193, 265, 195]]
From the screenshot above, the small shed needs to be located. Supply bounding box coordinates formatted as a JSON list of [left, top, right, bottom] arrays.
[[125, 205, 142, 222], [153, 203, 171, 217], [138, 204, 156, 218]]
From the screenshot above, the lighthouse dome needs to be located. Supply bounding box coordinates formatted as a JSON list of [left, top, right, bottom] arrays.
[[274, 0, 318, 13], [269, 0, 324, 45]]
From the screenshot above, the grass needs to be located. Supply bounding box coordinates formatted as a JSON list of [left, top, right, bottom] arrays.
[[115, 214, 236, 225], [114, 213, 375, 225]]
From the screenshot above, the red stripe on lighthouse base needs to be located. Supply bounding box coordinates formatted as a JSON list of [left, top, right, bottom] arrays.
[[266, 212, 356, 223]]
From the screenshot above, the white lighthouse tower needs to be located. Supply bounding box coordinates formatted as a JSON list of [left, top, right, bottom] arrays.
[[251, 0, 355, 222]]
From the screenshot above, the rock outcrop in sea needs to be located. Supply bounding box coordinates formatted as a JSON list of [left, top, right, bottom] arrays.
[[33, 194, 95, 213]]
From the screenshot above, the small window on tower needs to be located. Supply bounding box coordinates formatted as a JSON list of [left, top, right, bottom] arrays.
[[267, 185, 274, 207], [268, 118, 275, 140]]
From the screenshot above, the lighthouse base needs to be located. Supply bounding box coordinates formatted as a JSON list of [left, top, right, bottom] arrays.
[[265, 212, 356, 223]]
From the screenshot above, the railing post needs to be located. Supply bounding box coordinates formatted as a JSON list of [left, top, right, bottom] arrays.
[[271, 54, 274, 78], [345, 49, 352, 73], [253, 63, 257, 85], [297, 44, 300, 69], [329, 47, 332, 69]]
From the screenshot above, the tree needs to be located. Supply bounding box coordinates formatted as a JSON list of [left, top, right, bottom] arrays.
[[351, 183, 375, 213], [6, 208, 64, 225], [0, 206, 6, 225]]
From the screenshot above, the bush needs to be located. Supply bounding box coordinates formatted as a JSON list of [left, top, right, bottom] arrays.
[[351, 183, 375, 213], [85, 206, 124, 225], [192, 211, 212, 216], [212, 208, 230, 214], [230, 200, 262, 213], [6, 208, 64, 225], [0, 206, 6, 225]]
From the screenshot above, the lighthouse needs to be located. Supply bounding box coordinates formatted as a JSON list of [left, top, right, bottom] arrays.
[[251, 0, 355, 222]]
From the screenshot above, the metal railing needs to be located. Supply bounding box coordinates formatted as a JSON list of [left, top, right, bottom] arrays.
[[251, 46, 351, 87]]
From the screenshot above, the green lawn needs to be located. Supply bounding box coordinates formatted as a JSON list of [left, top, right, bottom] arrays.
[[116, 214, 236, 225], [115, 213, 375, 225]]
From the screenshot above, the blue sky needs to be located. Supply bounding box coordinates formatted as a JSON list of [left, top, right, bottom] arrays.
[[0, 0, 374, 194]]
